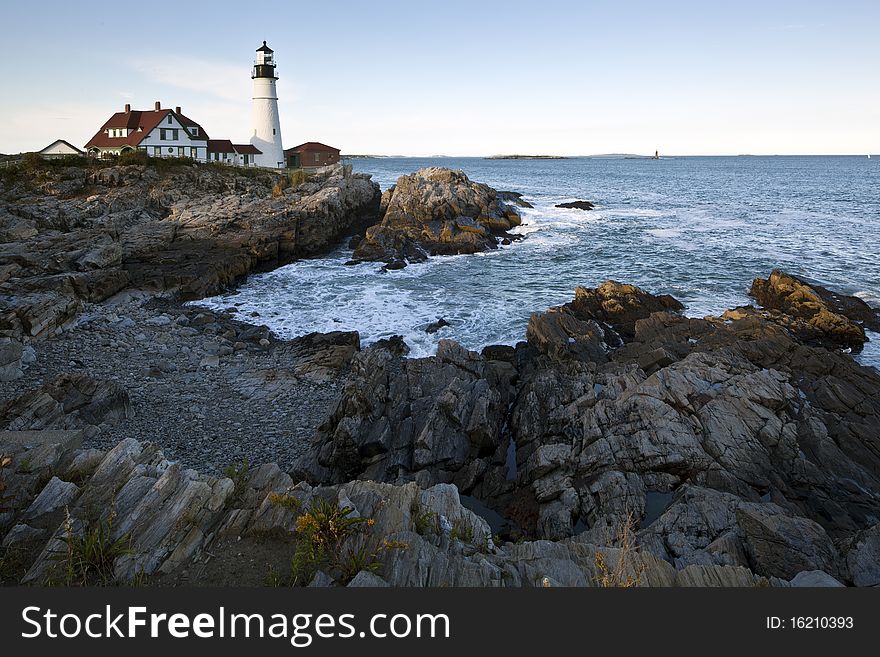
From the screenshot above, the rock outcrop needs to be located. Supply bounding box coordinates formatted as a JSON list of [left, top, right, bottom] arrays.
[[293, 273, 880, 584], [0, 432, 833, 587], [556, 200, 595, 211], [0, 162, 381, 341], [722, 269, 879, 351], [351, 168, 522, 264]]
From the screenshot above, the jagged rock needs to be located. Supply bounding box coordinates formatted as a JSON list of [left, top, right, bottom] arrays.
[[352, 168, 521, 263], [290, 331, 360, 382], [22, 477, 79, 520], [294, 340, 516, 490], [0, 162, 381, 339], [567, 281, 684, 342], [308, 571, 336, 587], [347, 571, 391, 587], [789, 570, 844, 587], [1, 374, 130, 431], [726, 270, 878, 351], [736, 504, 840, 580], [1, 523, 46, 547], [497, 191, 534, 208], [526, 307, 609, 363], [424, 318, 450, 334], [555, 200, 594, 211], [846, 523, 880, 587], [0, 337, 23, 380]]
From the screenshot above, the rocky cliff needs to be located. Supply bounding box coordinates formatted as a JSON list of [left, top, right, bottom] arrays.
[[351, 167, 522, 266], [0, 161, 381, 343], [2, 271, 877, 587], [292, 273, 880, 585]]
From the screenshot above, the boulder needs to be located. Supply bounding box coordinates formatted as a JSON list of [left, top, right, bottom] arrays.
[[734, 269, 878, 350], [555, 200, 595, 211], [0, 374, 130, 431], [352, 168, 521, 263], [0, 337, 24, 381], [846, 523, 880, 587]]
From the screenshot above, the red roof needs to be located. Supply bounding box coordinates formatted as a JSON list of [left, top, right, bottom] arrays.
[[85, 108, 209, 149], [207, 141, 262, 155], [285, 142, 340, 154], [176, 112, 209, 140], [207, 139, 235, 154]]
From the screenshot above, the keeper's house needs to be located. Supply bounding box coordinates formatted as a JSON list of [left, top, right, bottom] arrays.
[[207, 140, 262, 167], [85, 102, 210, 160], [284, 142, 340, 170]]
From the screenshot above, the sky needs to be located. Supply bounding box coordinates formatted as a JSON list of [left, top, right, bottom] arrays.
[[1, 0, 878, 156]]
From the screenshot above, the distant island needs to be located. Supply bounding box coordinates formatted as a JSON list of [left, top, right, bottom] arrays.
[[485, 154, 569, 160]]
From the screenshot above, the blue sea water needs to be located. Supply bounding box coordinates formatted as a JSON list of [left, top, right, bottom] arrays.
[[198, 156, 880, 366]]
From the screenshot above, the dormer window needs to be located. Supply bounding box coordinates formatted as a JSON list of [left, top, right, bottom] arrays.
[[191, 127, 199, 136]]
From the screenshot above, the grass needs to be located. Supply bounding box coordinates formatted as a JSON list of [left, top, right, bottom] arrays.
[[269, 495, 405, 586], [223, 459, 250, 506], [449, 521, 474, 544], [272, 169, 312, 196], [411, 501, 438, 536], [593, 511, 645, 588], [0, 454, 13, 514], [50, 506, 133, 586]]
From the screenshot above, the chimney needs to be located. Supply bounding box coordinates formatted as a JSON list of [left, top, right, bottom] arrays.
[[124, 103, 131, 113], [154, 101, 161, 111], [175, 106, 181, 114]]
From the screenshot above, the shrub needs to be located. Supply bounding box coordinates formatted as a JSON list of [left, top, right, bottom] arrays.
[[288, 169, 307, 186], [20, 152, 44, 172], [275, 497, 405, 586], [449, 522, 474, 544], [271, 174, 290, 197], [51, 506, 133, 587], [117, 149, 150, 166], [593, 511, 645, 588], [411, 502, 438, 536], [223, 459, 250, 506]]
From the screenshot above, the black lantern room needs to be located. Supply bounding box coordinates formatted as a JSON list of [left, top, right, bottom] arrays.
[[252, 41, 278, 79]]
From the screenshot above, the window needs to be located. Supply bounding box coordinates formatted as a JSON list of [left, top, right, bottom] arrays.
[[160, 129, 166, 140], [191, 127, 198, 136], [168, 148, 174, 153], [153, 146, 161, 156], [167, 116, 172, 124], [273, 128, 276, 135], [172, 129, 179, 140]]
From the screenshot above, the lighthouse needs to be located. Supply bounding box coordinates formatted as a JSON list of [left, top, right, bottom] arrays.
[[250, 41, 284, 168]]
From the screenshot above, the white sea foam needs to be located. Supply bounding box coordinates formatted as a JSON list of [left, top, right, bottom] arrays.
[[195, 157, 880, 362]]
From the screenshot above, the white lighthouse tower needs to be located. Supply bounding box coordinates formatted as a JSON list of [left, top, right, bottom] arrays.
[[250, 41, 285, 168]]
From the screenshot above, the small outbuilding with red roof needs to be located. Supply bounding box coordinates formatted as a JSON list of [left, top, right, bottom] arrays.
[[284, 142, 341, 169]]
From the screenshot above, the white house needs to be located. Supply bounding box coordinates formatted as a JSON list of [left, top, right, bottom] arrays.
[[207, 140, 262, 167], [38, 139, 83, 159], [85, 102, 210, 160]]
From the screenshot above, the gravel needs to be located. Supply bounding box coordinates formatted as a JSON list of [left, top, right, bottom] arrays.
[[0, 293, 344, 475]]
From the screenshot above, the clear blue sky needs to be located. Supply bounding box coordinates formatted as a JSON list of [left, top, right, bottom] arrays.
[[2, 0, 878, 155]]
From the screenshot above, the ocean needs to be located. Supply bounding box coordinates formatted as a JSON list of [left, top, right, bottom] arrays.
[[197, 156, 880, 368]]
